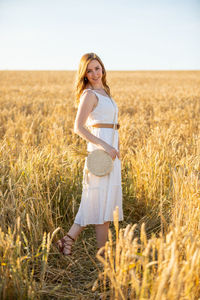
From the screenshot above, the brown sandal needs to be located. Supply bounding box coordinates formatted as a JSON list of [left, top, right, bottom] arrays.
[[56, 234, 75, 256]]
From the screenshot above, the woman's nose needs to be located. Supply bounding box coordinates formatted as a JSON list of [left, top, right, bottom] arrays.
[[92, 70, 98, 77]]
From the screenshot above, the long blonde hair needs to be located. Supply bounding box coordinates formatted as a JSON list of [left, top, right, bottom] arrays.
[[74, 53, 111, 107]]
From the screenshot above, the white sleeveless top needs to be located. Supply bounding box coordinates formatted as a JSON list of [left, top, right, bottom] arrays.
[[80, 88, 118, 126]]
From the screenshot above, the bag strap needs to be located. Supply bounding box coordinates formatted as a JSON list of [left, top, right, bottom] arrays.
[[110, 98, 117, 147]]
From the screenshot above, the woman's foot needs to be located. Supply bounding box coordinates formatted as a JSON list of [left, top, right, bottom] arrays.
[[56, 233, 75, 256]]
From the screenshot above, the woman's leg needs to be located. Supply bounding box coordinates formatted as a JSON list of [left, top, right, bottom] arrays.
[[95, 221, 110, 249], [67, 223, 85, 240], [57, 223, 85, 255]]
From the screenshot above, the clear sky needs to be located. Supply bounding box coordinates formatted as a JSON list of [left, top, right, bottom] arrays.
[[0, 0, 199, 70]]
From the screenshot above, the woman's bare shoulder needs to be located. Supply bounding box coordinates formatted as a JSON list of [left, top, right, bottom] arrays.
[[81, 88, 94, 96], [81, 89, 98, 103], [79, 89, 98, 112]]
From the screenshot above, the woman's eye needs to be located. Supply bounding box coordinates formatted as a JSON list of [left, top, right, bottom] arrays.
[[87, 67, 99, 73]]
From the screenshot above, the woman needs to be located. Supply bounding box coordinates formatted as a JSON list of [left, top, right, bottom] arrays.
[[56, 53, 123, 256]]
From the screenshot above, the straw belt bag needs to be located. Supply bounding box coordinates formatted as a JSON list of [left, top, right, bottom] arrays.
[[86, 99, 118, 177]]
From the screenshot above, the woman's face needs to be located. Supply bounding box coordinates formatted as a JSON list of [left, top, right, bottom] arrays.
[[85, 59, 103, 86]]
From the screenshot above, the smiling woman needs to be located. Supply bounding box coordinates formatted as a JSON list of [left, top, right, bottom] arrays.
[[56, 53, 124, 257]]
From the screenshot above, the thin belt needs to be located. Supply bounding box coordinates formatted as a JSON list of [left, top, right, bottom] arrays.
[[91, 123, 120, 129]]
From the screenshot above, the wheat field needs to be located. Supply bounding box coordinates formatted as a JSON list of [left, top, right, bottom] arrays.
[[0, 70, 199, 299]]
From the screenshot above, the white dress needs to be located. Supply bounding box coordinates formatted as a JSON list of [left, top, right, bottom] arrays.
[[74, 89, 124, 226]]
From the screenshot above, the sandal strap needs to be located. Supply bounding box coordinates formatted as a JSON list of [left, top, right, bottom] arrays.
[[56, 234, 75, 255], [66, 233, 75, 242]]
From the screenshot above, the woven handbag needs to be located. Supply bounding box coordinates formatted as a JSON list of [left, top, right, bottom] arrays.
[[86, 98, 117, 177]]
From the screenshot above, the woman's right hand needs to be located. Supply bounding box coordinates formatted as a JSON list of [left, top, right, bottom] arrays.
[[102, 143, 120, 160]]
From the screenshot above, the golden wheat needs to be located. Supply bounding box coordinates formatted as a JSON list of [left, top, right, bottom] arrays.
[[0, 70, 199, 299]]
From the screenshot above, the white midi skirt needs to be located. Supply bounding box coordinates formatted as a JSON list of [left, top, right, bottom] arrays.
[[74, 127, 124, 226]]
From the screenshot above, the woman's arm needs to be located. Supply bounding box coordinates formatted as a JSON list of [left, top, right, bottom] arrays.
[[74, 91, 119, 160]]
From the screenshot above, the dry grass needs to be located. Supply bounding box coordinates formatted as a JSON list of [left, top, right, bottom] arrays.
[[0, 70, 199, 299]]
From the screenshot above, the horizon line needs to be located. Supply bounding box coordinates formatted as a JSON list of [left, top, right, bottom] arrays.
[[1, 69, 200, 72]]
